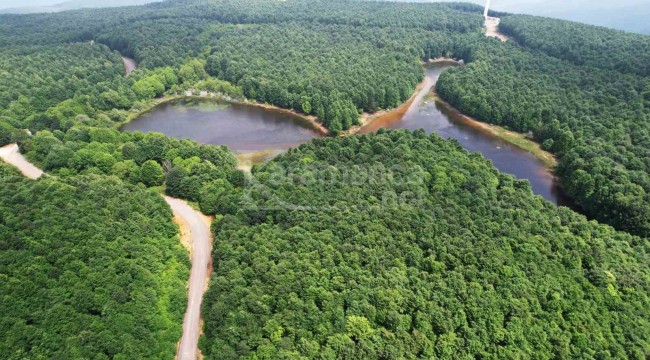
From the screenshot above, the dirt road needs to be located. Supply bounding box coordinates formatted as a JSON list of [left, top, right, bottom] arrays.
[[121, 56, 137, 76], [2, 142, 210, 359], [485, 17, 508, 42], [165, 196, 212, 360], [0, 143, 43, 180]]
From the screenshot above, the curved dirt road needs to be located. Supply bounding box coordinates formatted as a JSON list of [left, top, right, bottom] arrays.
[[164, 196, 212, 360], [0, 143, 43, 180], [2, 143, 210, 359]]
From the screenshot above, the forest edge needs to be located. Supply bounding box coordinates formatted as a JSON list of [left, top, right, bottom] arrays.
[[0, 142, 212, 360]]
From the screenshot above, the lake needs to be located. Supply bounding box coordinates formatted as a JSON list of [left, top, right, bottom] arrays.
[[122, 99, 325, 153], [123, 65, 569, 205]]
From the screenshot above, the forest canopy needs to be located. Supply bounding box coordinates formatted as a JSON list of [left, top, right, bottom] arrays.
[[499, 15, 650, 76], [0, 1, 649, 359], [201, 130, 650, 359], [0, 0, 483, 134], [436, 20, 650, 237], [0, 166, 189, 359]]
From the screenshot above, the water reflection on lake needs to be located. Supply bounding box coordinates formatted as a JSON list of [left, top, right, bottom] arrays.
[[122, 99, 325, 153]]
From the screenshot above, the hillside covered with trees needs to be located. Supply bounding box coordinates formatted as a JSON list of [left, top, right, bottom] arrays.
[[18, 125, 242, 210], [0, 0, 483, 134], [436, 20, 650, 237], [3, 0, 647, 236], [0, 164, 189, 359], [202, 130, 650, 359], [499, 15, 650, 76], [0, 44, 124, 120]]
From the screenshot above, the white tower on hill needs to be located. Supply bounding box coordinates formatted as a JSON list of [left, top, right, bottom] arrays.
[[483, 0, 491, 18]]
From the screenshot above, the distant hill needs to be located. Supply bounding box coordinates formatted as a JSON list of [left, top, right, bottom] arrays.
[[0, 0, 161, 14], [4, 0, 647, 34]]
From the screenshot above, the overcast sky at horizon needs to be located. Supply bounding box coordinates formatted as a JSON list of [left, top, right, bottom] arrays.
[[0, 0, 59, 8], [0, 0, 159, 9]]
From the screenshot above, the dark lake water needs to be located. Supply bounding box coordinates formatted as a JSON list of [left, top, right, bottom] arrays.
[[123, 65, 569, 205], [122, 99, 325, 153], [360, 64, 570, 205]]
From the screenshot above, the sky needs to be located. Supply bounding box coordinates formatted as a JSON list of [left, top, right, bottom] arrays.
[[515, 0, 647, 34], [0, 0, 60, 8], [0, 0, 159, 10], [443, 0, 650, 34]]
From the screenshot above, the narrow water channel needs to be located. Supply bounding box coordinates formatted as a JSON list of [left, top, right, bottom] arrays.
[[361, 63, 570, 205]]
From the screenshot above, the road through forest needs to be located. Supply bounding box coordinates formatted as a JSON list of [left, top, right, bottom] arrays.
[[0, 143, 43, 179], [165, 196, 212, 360], [485, 17, 509, 42], [1, 143, 210, 360]]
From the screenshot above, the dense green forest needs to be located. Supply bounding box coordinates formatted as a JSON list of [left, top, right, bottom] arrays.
[[200, 21, 476, 133], [202, 130, 650, 359], [0, 0, 482, 60], [113, 0, 481, 133], [205, 23, 428, 133], [1, 0, 650, 358], [0, 0, 482, 133], [0, 44, 124, 117], [16, 125, 242, 208], [499, 15, 650, 76], [0, 164, 189, 359], [0, 50, 243, 132], [436, 22, 650, 237]]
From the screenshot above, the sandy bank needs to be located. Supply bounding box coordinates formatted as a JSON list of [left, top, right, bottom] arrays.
[[121, 56, 137, 76], [350, 58, 461, 135], [431, 92, 557, 169]]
